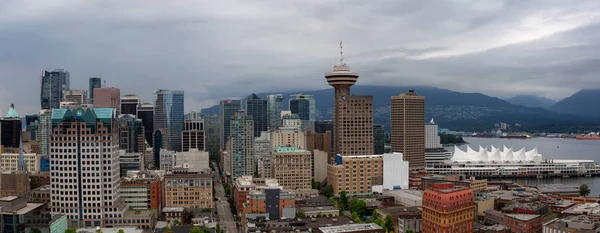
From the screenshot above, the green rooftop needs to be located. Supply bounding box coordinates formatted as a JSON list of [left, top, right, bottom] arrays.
[[4, 104, 19, 118]]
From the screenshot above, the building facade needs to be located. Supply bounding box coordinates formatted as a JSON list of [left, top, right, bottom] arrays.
[[267, 94, 283, 131], [271, 147, 312, 190], [154, 90, 185, 151], [117, 114, 145, 153], [425, 119, 441, 149], [391, 90, 425, 171], [230, 111, 255, 178], [181, 119, 205, 152], [254, 132, 271, 178], [382, 153, 409, 190], [373, 124, 384, 155], [137, 102, 154, 147], [93, 87, 121, 112], [504, 214, 542, 233], [327, 155, 383, 197], [202, 114, 220, 161], [422, 183, 474, 233], [246, 94, 268, 137], [244, 188, 296, 220], [119, 150, 142, 177], [315, 120, 334, 154], [121, 94, 141, 116], [289, 94, 316, 131], [1, 104, 21, 149], [63, 89, 88, 105], [220, 100, 242, 148], [88, 77, 101, 104], [164, 172, 213, 209], [41, 69, 70, 109], [0, 152, 41, 173], [120, 171, 163, 211]]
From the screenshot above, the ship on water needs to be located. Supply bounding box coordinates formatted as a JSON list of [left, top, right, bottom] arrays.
[[500, 133, 531, 139], [576, 132, 600, 140]]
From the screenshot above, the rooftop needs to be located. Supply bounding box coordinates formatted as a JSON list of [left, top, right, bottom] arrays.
[[124, 209, 155, 218], [162, 207, 185, 213], [77, 228, 142, 233], [537, 184, 580, 193], [318, 223, 382, 233], [563, 203, 600, 215], [505, 214, 541, 222], [5, 104, 19, 118]]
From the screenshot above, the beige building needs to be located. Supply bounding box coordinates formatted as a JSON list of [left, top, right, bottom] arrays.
[[313, 149, 329, 183], [391, 90, 425, 171], [93, 87, 121, 112], [63, 89, 88, 105], [271, 147, 312, 190], [324, 46, 373, 156], [327, 154, 383, 197], [164, 171, 213, 209], [0, 172, 30, 198], [0, 153, 41, 173], [271, 128, 305, 150]]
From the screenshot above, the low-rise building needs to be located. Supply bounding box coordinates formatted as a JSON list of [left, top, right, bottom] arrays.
[[0, 196, 49, 232], [0, 171, 30, 198], [503, 202, 549, 215], [104, 209, 158, 231], [164, 171, 213, 209], [382, 189, 423, 207], [475, 194, 494, 218], [421, 175, 487, 192], [120, 171, 163, 211], [475, 224, 509, 233], [315, 223, 384, 233], [233, 176, 281, 213], [0, 152, 41, 173], [271, 147, 312, 190], [484, 209, 505, 225], [562, 203, 600, 218], [327, 155, 383, 197], [119, 150, 143, 177], [542, 199, 576, 213], [30, 184, 51, 203], [374, 206, 421, 233], [537, 184, 580, 196], [243, 188, 296, 220], [159, 149, 175, 172], [174, 149, 209, 173], [543, 216, 600, 233], [504, 214, 542, 233]]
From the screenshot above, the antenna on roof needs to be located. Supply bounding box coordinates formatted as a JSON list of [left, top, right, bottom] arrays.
[[339, 40, 344, 65]]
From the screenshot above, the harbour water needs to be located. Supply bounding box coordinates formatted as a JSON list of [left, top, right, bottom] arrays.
[[450, 137, 600, 195]]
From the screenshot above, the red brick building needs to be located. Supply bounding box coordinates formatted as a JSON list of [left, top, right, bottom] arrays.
[[422, 183, 475, 233], [503, 214, 542, 233]]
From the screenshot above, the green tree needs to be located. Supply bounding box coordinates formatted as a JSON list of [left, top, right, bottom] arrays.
[[182, 209, 194, 225], [351, 212, 362, 223], [384, 214, 394, 233], [339, 191, 348, 210], [65, 228, 77, 233], [224, 183, 231, 197], [349, 199, 367, 217], [30, 228, 41, 233], [296, 210, 306, 218], [216, 224, 221, 233], [202, 228, 210, 233], [117, 230, 125, 233], [338, 205, 344, 215], [189, 226, 202, 233], [96, 229, 103, 233], [324, 185, 334, 198], [580, 184, 591, 197], [404, 229, 414, 233], [164, 226, 174, 233]]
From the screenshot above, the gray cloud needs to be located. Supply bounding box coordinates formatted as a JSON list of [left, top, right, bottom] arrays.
[[1, 0, 600, 114]]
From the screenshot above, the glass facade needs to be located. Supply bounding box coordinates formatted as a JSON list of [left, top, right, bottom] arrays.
[[202, 114, 220, 161], [137, 103, 154, 146], [219, 100, 241, 148], [41, 69, 70, 109], [315, 120, 334, 153], [373, 124, 385, 155], [154, 90, 185, 152], [246, 94, 268, 137], [267, 94, 283, 131]]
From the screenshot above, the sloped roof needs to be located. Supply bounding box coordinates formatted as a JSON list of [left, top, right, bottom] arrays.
[[452, 145, 542, 162], [5, 104, 19, 118]]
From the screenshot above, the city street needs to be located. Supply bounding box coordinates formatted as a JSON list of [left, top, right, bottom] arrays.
[[213, 162, 238, 233]]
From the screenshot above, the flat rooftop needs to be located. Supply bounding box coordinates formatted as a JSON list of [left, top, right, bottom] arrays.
[[318, 223, 382, 233], [537, 184, 579, 193], [0, 196, 19, 201], [0, 203, 45, 215], [124, 209, 155, 218], [505, 214, 540, 222]]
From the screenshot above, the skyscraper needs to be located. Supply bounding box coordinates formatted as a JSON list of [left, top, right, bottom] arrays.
[[137, 103, 154, 146], [37, 109, 52, 156], [1, 104, 21, 149], [41, 69, 70, 109], [181, 119, 205, 152], [93, 87, 121, 112], [315, 120, 334, 154], [391, 90, 425, 171], [219, 100, 241, 148], [117, 114, 146, 153], [289, 94, 316, 131], [422, 183, 474, 233], [154, 89, 185, 152], [324, 42, 373, 156], [121, 94, 141, 116], [425, 118, 442, 149], [267, 94, 283, 131], [229, 111, 254, 178], [50, 107, 127, 227], [202, 114, 220, 161], [188, 110, 201, 120], [246, 94, 268, 137], [373, 124, 385, 155], [254, 131, 271, 178], [88, 77, 102, 103]]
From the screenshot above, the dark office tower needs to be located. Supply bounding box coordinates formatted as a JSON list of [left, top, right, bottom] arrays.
[[88, 77, 101, 103], [153, 130, 163, 168], [121, 94, 141, 116], [314, 120, 334, 154], [117, 114, 145, 153], [25, 114, 40, 141], [289, 94, 316, 129], [391, 90, 425, 171], [267, 94, 283, 131], [246, 94, 268, 137], [202, 114, 220, 161], [25, 114, 39, 127], [373, 124, 385, 155], [40, 69, 70, 109], [1, 104, 21, 148], [219, 100, 241, 148], [154, 89, 184, 151], [137, 102, 154, 146], [181, 119, 205, 152]]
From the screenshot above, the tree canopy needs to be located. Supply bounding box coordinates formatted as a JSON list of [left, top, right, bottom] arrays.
[[65, 229, 77, 233], [580, 184, 591, 197], [189, 226, 202, 233]]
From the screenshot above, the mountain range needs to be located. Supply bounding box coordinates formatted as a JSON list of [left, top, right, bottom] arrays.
[[201, 85, 600, 132], [506, 95, 556, 109]]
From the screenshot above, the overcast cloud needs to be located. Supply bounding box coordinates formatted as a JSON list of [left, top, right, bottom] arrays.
[[1, 0, 600, 114]]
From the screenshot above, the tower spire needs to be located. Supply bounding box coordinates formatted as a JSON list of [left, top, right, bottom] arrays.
[[339, 40, 344, 65]]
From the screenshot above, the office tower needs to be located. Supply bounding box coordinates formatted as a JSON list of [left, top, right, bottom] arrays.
[[425, 118, 442, 149], [152, 130, 162, 168], [181, 119, 205, 152], [324, 43, 373, 156], [391, 90, 426, 171], [315, 120, 334, 154], [267, 94, 283, 131], [327, 155, 383, 197], [164, 171, 213, 209], [289, 94, 316, 131], [271, 147, 312, 190], [88, 77, 102, 103], [306, 130, 332, 178], [422, 183, 474, 233], [219, 100, 241, 148], [25, 114, 40, 141], [254, 131, 271, 178], [1, 104, 21, 149], [37, 110, 52, 156], [271, 115, 305, 150], [373, 124, 385, 155], [188, 110, 201, 120], [229, 111, 254, 178], [121, 94, 141, 116], [63, 89, 87, 105], [41, 69, 70, 109], [50, 107, 127, 227], [94, 87, 121, 112], [246, 94, 268, 137], [154, 89, 184, 151], [137, 103, 154, 146], [202, 114, 220, 161], [118, 150, 142, 177], [117, 114, 146, 153]]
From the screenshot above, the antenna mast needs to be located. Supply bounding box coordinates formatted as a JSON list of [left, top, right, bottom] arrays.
[[339, 40, 344, 65]]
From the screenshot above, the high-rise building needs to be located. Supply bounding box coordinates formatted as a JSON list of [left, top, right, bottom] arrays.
[[289, 94, 316, 131], [117, 114, 146, 153], [38, 109, 52, 156], [153, 130, 163, 168], [254, 131, 271, 178], [422, 183, 474, 233], [50, 107, 127, 228], [202, 114, 220, 161], [93, 87, 121, 112], [271, 117, 305, 150], [315, 120, 334, 153], [63, 90, 88, 105], [154, 89, 184, 151], [325, 43, 373, 156], [1, 104, 21, 149], [327, 154, 383, 197], [229, 111, 254, 178], [246, 94, 268, 137], [188, 110, 201, 120], [373, 124, 385, 155], [305, 130, 332, 176], [41, 69, 70, 109], [137, 103, 154, 146], [391, 90, 425, 171], [219, 100, 241, 148], [267, 94, 283, 131], [271, 147, 312, 190], [88, 77, 102, 103], [425, 118, 442, 149], [181, 119, 205, 152], [121, 94, 141, 116]]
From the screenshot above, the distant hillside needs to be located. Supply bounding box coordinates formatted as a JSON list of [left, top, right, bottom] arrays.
[[507, 95, 556, 109], [202, 85, 593, 131], [550, 89, 600, 118]]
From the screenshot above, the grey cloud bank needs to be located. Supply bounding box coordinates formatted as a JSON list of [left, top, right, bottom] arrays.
[[1, 0, 600, 114]]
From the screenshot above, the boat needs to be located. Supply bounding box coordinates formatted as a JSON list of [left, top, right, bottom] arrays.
[[576, 134, 600, 140], [471, 133, 494, 138], [500, 133, 531, 139]]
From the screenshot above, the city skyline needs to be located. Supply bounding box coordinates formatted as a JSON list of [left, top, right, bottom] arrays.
[[2, 1, 600, 114]]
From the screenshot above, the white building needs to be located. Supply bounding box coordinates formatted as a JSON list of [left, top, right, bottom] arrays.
[[383, 152, 409, 190], [0, 153, 41, 173], [254, 131, 271, 178], [174, 149, 209, 173], [425, 118, 442, 149], [159, 149, 175, 172]]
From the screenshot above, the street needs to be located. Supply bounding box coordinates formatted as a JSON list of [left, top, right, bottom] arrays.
[[213, 162, 238, 233]]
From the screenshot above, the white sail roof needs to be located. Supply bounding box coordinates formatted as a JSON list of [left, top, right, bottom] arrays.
[[451, 145, 542, 162]]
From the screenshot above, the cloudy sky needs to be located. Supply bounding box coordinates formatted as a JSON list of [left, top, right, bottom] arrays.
[[1, 0, 600, 114]]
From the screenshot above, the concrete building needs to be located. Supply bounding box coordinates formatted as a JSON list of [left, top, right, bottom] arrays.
[[271, 147, 312, 190], [391, 90, 425, 171], [327, 154, 383, 197], [271, 123, 305, 150], [63, 89, 88, 105], [306, 130, 332, 173], [254, 132, 271, 178], [41, 69, 70, 109], [120, 94, 141, 116], [424, 148, 451, 168], [324, 46, 373, 156], [243, 188, 296, 220], [38, 109, 52, 156], [315, 223, 384, 233], [246, 94, 268, 137], [164, 171, 213, 209], [136, 103, 154, 147], [30, 184, 51, 203], [120, 171, 163, 211], [174, 149, 210, 173], [154, 90, 185, 152], [117, 114, 145, 153], [373, 124, 385, 155], [233, 176, 281, 213], [93, 87, 121, 112], [0, 172, 30, 198], [49, 107, 127, 228], [314, 120, 334, 154], [422, 183, 474, 233], [267, 94, 284, 131], [382, 152, 409, 190], [88, 77, 101, 104], [159, 149, 175, 172], [202, 114, 220, 161], [425, 118, 441, 149], [382, 189, 423, 207], [313, 150, 329, 184], [181, 119, 205, 152], [229, 111, 255, 178], [0, 196, 49, 233], [544, 216, 600, 233], [484, 209, 505, 226], [1, 104, 21, 149], [119, 150, 142, 177], [0, 152, 41, 173], [219, 99, 241, 148], [504, 214, 542, 233]]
